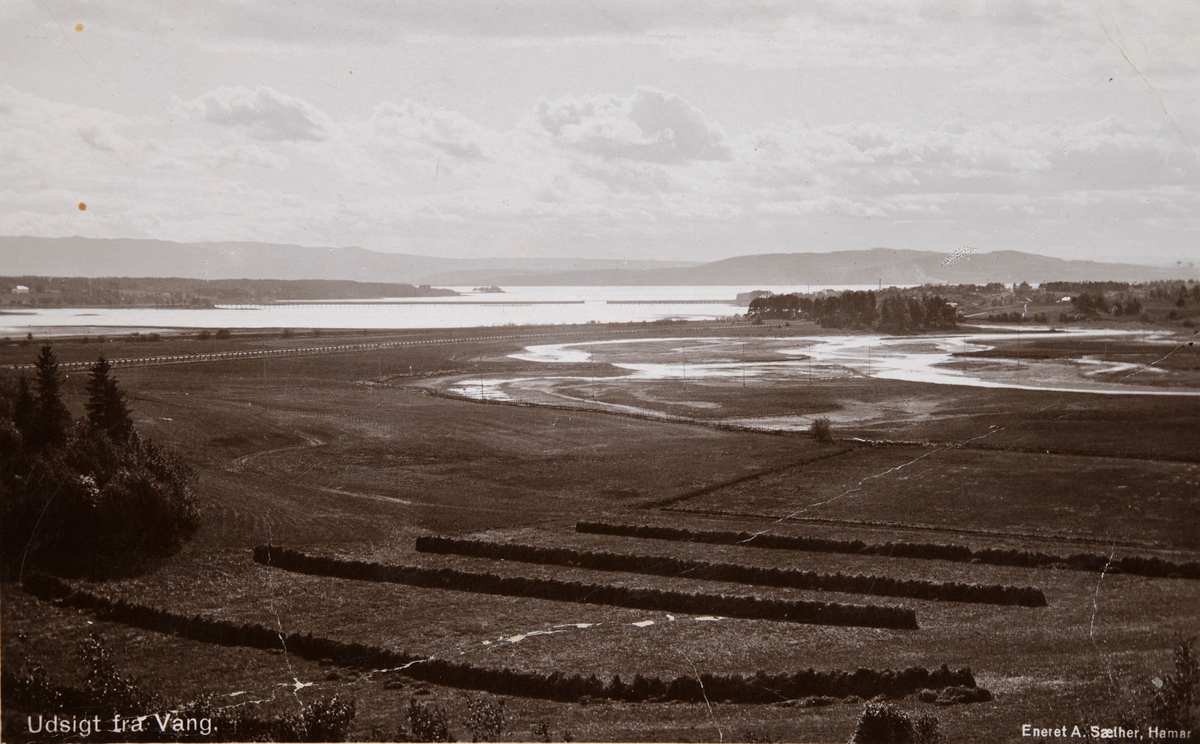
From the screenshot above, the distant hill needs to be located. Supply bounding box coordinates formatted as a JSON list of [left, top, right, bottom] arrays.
[[429, 248, 1199, 286], [0, 237, 695, 284], [0, 237, 1194, 286]]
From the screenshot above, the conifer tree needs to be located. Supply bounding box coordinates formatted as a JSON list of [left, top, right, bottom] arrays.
[[32, 344, 70, 447], [85, 355, 133, 441]]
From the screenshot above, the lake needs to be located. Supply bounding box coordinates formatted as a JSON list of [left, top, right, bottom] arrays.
[[0, 285, 881, 336]]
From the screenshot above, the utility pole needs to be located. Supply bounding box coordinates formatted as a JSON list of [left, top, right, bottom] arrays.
[[741, 343, 746, 388]]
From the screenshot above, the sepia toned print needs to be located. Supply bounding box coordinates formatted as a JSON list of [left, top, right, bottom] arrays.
[[1, 2, 1197, 742]]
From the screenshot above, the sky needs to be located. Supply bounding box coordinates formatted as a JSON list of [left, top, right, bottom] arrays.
[[1, 0, 1197, 265]]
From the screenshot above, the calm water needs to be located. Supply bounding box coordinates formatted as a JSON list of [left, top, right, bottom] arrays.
[[0, 285, 880, 336]]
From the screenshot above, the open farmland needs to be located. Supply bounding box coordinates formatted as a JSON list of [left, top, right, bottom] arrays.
[[2, 320, 1198, 743]]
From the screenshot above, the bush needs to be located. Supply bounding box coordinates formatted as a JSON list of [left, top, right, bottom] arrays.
[[465, 696, 506, 742], [1150, 639, 1198, 731], [810, 416, 833, 442], [850, 702, 940, 744], [214, 329, 231, 339], [294, 695, 357, 742], [403, 699, 452, 742]]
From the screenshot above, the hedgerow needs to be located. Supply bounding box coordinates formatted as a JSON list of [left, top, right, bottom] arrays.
[[20, 572, 983, 706], [415, 535, 1047, 607], [577, 522, 1200, 580], [254, 544, 919, 629]]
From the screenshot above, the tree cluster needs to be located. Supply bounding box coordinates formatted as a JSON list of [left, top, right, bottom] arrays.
[[748, 289, 956, 334], [1, 346, 199, 578], [877, 294, 957, 333], [1072, 291, 1142, 317]]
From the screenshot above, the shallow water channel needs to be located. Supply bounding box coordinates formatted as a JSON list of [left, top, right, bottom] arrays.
[[447, 328, 1200, 412]]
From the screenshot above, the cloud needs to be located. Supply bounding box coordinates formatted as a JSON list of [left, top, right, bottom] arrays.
[[365, 101, 492, 159], [183, 86, 331, 141], [1, 78, 1195, 264], [536, 87, 730, 163]]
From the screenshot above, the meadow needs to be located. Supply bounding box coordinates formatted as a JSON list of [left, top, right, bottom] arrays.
[[2, 319, 1197, 742]]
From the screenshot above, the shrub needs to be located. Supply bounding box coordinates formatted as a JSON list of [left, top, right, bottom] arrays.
[[78, 633, 157, 715], [214, 329, 231, 339], [404, 699, 452, 742], [810, 416, 833, 442], [850, 702, 940, 744], [2, 634, 160, 728], [294, 695, 357, 742], [465, 696, 506, 742], [1150, 639, 1198, 731]]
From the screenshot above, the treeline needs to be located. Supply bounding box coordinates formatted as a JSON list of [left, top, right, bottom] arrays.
[[576, 522, 1200, 580], [1042, 280, 1200, 318], [1, 347, 198, 577], [1040, 281, 1134, 293], [747, 290, 956, 333], [0, 276, 457, 307], [253, 545, 919, 630], [1040, 280, 1200, 300], [20, 573, 979, 705], [415, 536, 1047, 607]]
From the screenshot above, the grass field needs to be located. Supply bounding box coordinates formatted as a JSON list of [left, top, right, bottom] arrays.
[[2, 320, 1197, 742]]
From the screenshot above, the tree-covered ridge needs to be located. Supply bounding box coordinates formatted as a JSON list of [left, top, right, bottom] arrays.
[[748, 289, 957, 333], [0, 276, 458, 308], [1, 347, 199, 578]]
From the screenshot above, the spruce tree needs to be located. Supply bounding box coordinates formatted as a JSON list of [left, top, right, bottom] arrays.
[[85, 355, 133, 441], [32, 345, 70, 448]]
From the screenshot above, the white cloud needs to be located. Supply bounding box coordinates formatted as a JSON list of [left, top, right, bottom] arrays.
[[536, 87, 730, 163], [182, 86, 331, 141], [365, 100, 493, 159]]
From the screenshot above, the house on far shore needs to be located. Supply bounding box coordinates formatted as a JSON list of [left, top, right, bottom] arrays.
[[11, 285, 29, 294]]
